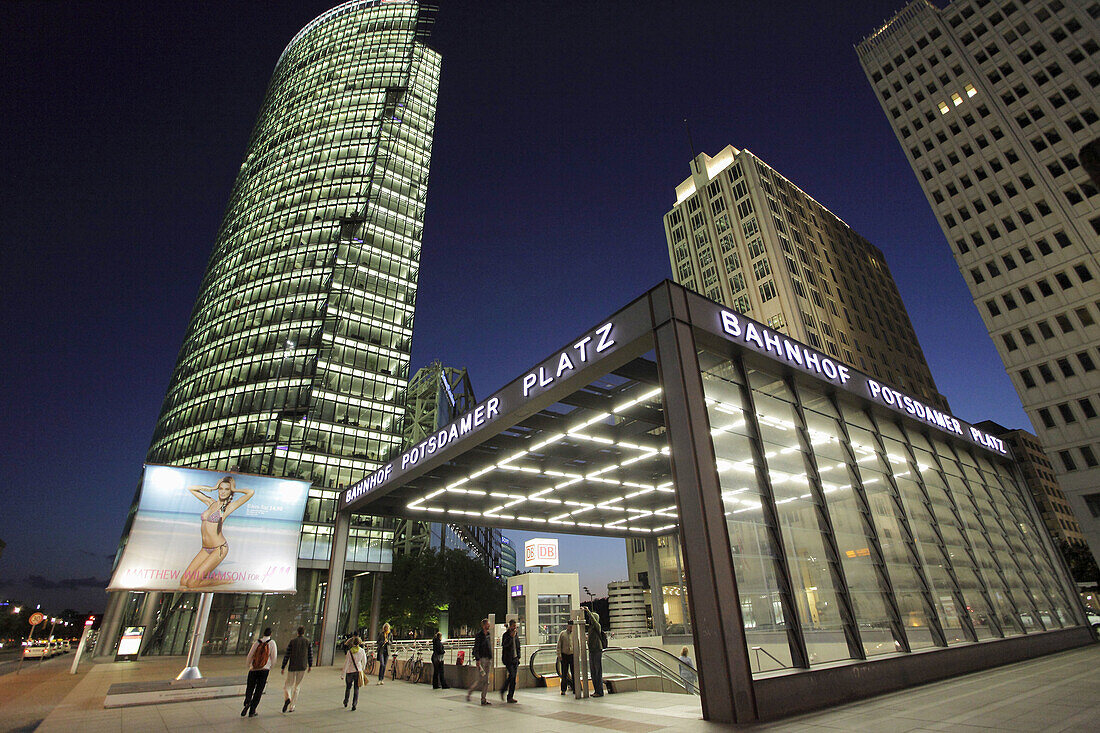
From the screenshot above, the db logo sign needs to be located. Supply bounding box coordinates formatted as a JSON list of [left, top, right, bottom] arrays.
[[523, 538, 559, 567]]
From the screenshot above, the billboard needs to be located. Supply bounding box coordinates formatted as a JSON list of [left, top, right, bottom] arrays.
[[107, 465, 310, 593], [524, 538, 559, 568]]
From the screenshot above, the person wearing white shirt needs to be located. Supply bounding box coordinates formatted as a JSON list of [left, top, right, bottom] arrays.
[[342, 636, 368, 711], [243, 628, 277, 717]]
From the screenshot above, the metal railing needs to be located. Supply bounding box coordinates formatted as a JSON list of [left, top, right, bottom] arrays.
[[528, 645, 699, 695]]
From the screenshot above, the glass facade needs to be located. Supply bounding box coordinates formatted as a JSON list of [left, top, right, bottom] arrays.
[[700, 347, 1078, 675], [107, 0, 440, 655]]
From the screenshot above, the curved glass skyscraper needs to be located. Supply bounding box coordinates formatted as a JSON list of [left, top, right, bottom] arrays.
[[101, 0, 441, 656]]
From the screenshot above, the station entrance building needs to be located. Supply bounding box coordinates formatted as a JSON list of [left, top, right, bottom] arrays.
[[322, 281, 1094, 723]]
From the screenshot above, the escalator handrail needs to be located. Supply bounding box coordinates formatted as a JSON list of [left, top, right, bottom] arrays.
[[527, 644, 559, 682]]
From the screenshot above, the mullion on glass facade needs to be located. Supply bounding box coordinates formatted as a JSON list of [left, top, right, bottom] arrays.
[[960, 448, 1048, 633], [817, 393, 911, 655], [863, 409, 949, 649], [893, 422, 979, 644], [846, 405, 944, 649], [954, 444, 1029, 633], [785, 376, 865, 662], [732, 358, 810, 670]]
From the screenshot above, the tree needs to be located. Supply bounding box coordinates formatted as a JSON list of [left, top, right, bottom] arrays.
[[363, 547, 506, 637], [581, 597, 610, 629], [1058, 540, 1100, 587]]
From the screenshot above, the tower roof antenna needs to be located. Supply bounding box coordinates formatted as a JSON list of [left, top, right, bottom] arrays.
[[684, 118, 698, 173]]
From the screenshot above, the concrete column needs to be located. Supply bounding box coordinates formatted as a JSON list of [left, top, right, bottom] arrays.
[[674, 538, 690, 632], [645, 536, 667, 636], [319, 511, 350, 666], [345, 574, 362, 634], [93, 591, 127, 659], [368, 572, 383, 641], [137, 591, 161, 656], [652, 285, 757, 724]]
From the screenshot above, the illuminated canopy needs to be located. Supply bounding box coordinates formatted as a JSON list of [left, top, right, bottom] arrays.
[[340, 281, 1012, 537]]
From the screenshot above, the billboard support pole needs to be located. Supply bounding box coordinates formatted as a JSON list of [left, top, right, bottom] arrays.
[[176, 592, 213, 680]]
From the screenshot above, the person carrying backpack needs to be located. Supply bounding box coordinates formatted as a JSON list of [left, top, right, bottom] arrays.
[[243, 627, 278, 717]]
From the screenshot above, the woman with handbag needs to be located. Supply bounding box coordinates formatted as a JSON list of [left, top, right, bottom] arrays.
[[376, 622, 393, 684], [342, 636, 367, 711]]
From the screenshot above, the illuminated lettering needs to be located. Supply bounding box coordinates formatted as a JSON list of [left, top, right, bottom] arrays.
[[744, 323, 764, 349], [574, 335, 592, 362], [721, 311, 742, 337], [522, 373, 537, 396], [556, 351, 575, 377], [804, 350, 821, 373], [784, 340, 803, 365], [763, 329, 782, 355], [594, 322, 615, 353]]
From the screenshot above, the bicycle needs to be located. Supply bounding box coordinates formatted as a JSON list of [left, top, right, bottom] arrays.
[[407, 643, 426, 683]]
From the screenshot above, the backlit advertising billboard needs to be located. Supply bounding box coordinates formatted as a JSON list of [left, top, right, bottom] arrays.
[[107, 465, 310, 593]]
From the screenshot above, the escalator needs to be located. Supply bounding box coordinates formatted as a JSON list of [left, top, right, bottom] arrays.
[[529, 645, 699, 696]]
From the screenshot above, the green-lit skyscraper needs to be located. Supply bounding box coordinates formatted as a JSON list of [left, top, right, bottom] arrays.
[[99, 0, 441, 656]]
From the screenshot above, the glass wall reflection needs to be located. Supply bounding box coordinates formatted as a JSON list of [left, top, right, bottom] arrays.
[[698, 348, 1078, 677]]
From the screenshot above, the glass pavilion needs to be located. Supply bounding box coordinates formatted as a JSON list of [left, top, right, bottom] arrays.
[[325, 281, 1093, 723]]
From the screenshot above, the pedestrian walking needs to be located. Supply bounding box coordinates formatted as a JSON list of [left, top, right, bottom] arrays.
[[557, 619, 575, 695], [431, 631, 449, 689], [242, 627, 277, 717], [376, 622, 393, 684], [280, 625, 313, 713], [342, 636, 367, 711], [677, 646, 697, 694], [584, 608, 604, 697], [465, 618, 493, 705], [499, 619, 520, 703]]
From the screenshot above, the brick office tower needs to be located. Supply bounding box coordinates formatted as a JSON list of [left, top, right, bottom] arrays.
[[99, 0, 441, 656], [641, 145, 953, 630], [664, 145, 948, 410], [857, 0, 1100, 563]]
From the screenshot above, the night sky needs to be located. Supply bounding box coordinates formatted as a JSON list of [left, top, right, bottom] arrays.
[[0, 1, 1031, 614]]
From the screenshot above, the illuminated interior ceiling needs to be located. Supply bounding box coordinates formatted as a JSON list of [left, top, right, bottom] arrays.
[[365, 357, 678, 537]]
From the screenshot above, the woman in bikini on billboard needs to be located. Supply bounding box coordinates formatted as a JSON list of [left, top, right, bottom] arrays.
[[180, 476, 254, 589]]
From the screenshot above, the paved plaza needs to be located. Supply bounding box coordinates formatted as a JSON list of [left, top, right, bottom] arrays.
[[0, 643, 1096, 732]]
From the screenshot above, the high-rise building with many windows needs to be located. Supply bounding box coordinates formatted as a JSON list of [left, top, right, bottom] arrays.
[[664, 145, 948, 410], [645, 146, 952, 628], [99, 0, 441, 656], [856, 0, 1100, 564]]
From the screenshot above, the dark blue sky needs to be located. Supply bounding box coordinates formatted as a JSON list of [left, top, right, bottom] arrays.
[[0, 1, 1028, 613]]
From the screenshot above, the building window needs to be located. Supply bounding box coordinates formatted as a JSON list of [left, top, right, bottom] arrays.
[[1059, 450, 1077, 471], [759, 280, 778, 302], [1039, 408, 1056, 428], [1084, 493, 1100, 518], [1079, 398, 1097, 419]]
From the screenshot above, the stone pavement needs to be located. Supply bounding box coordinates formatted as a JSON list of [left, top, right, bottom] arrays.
[[2, 643, 1097, 732]]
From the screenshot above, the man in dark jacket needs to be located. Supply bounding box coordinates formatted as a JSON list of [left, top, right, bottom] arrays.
[[280, 626, 313, 713], [585, 608, 604, 697], [499, 619, 520, 703], [466, 618, 493, 705]]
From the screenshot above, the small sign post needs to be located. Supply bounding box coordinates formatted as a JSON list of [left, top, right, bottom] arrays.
[[17, 614, 46, 675], [70, 616, 96, 674]]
